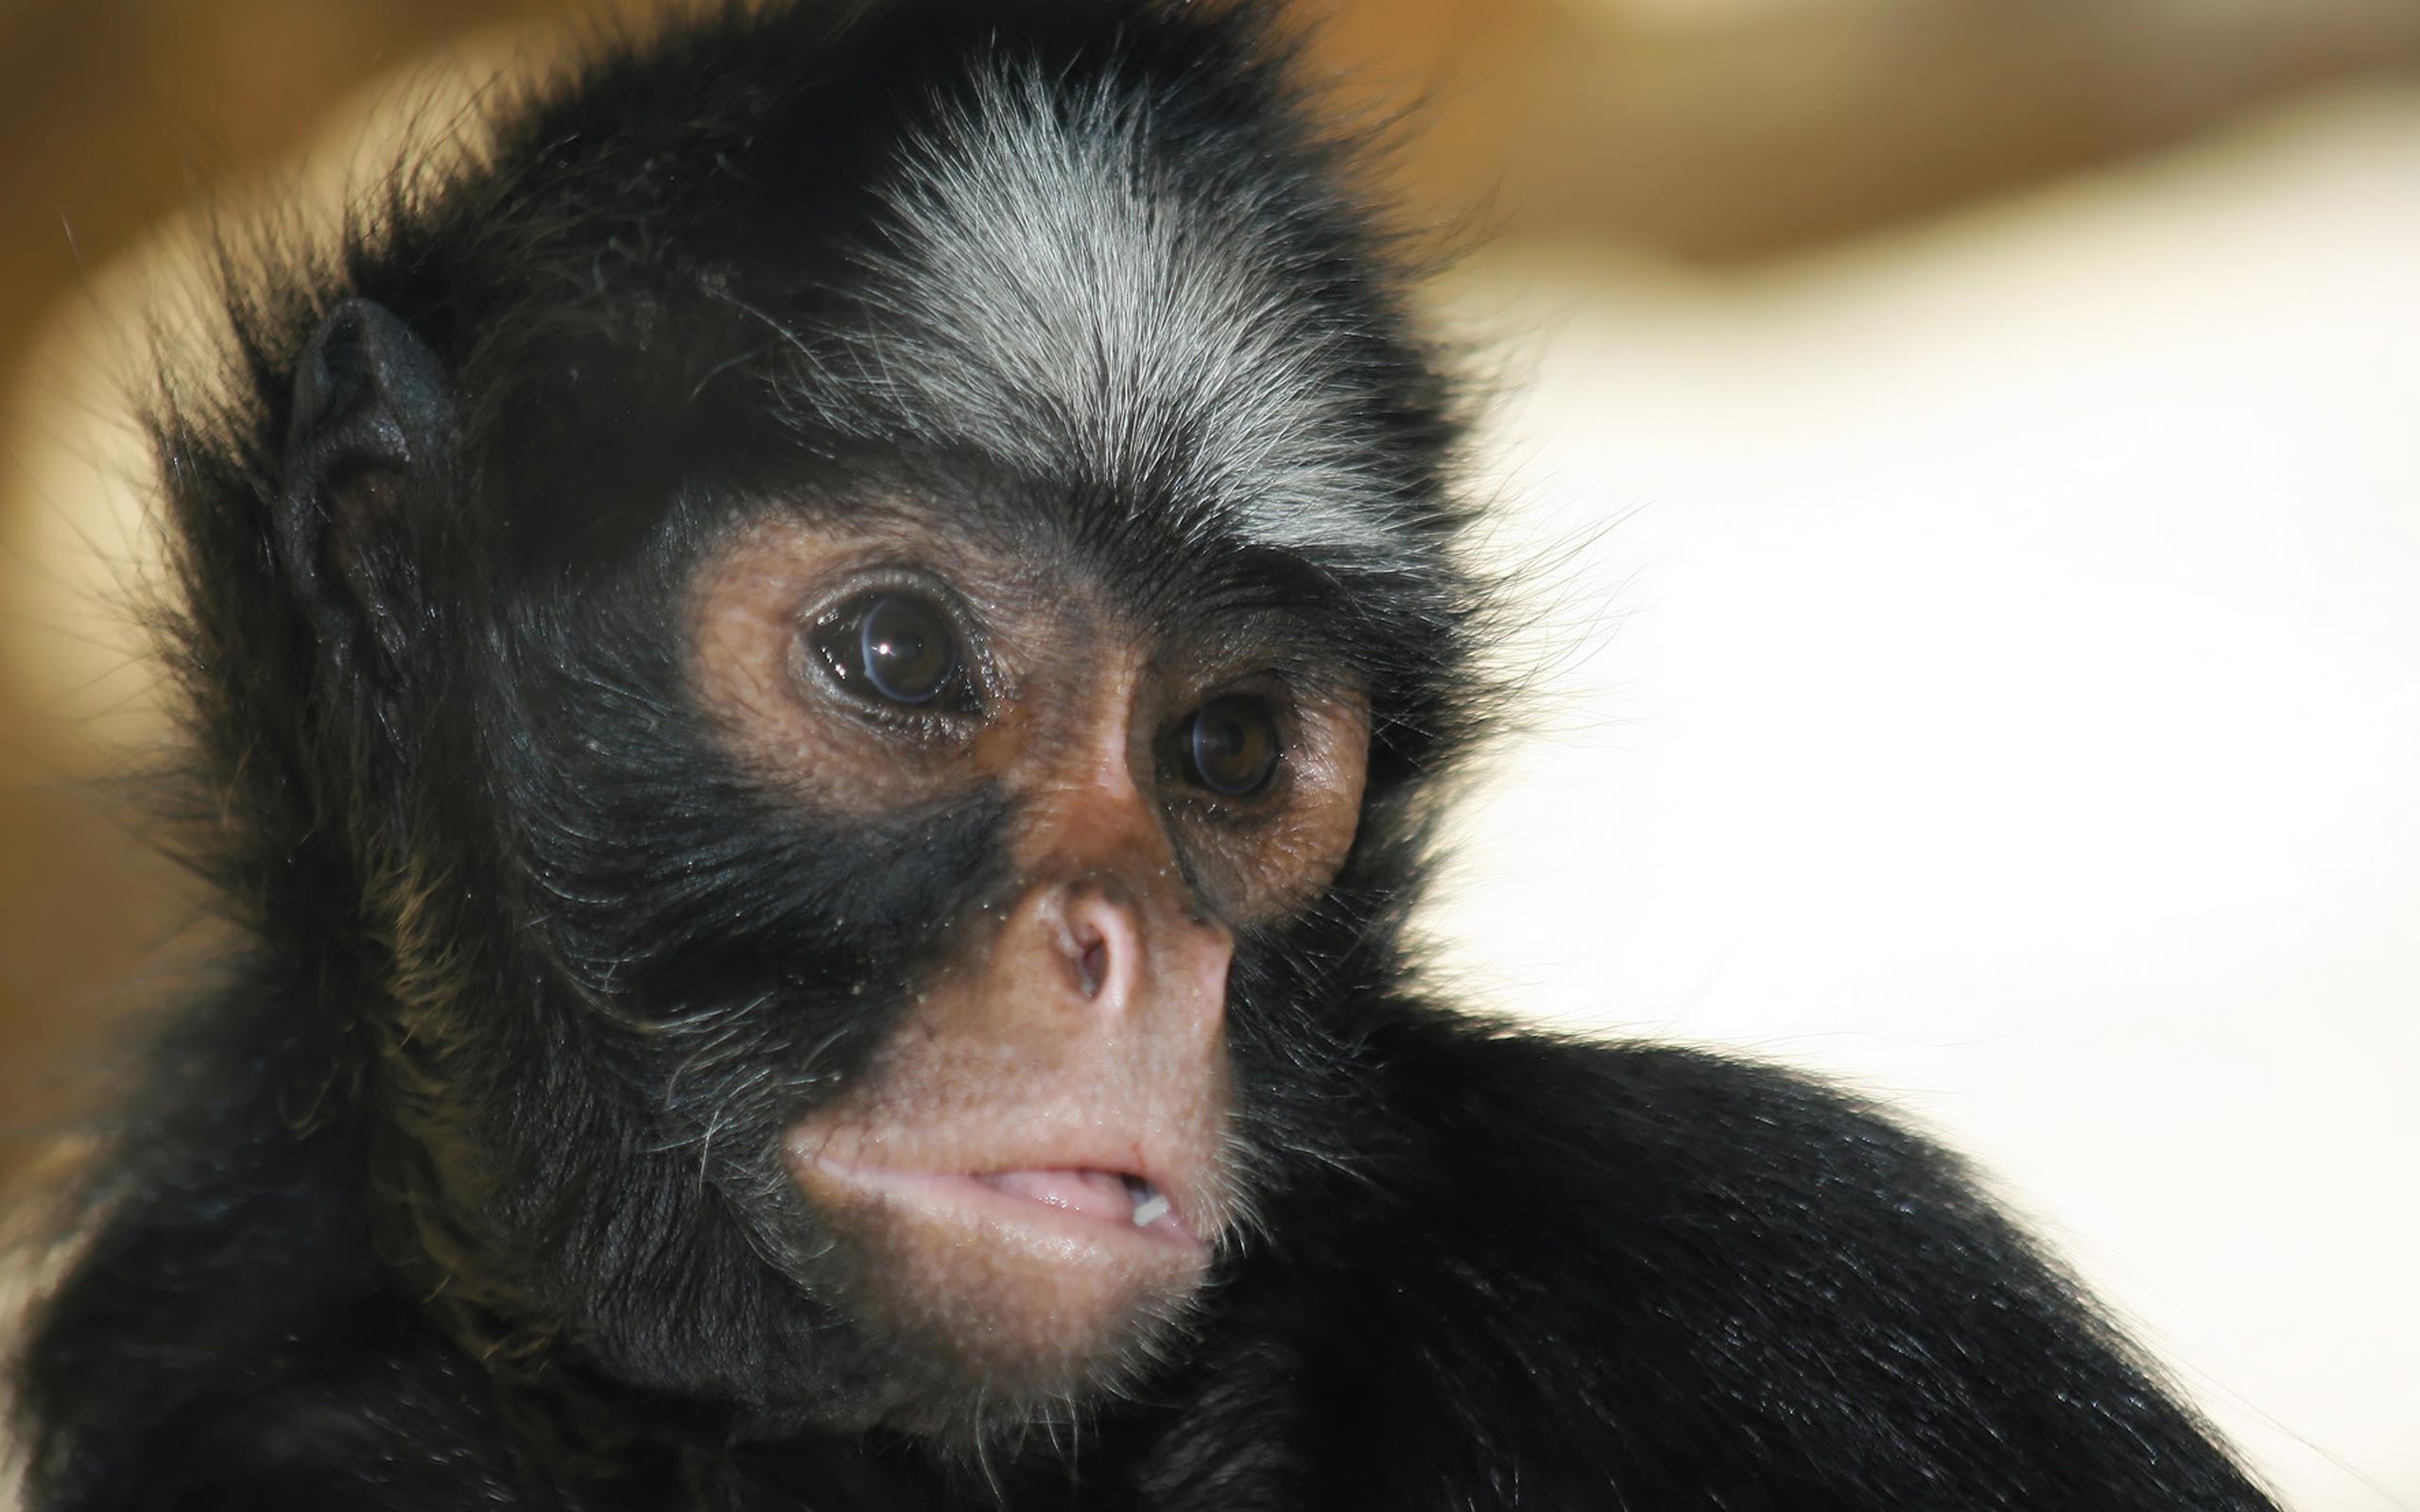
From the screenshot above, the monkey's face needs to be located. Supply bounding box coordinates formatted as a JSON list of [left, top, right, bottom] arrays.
[[244, 0, 1473, 1449], [680, 507, 1370, 1412]]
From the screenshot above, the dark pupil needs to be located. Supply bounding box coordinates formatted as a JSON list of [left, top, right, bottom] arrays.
[[857, 594, 955, 704], [1188, 696, 1279, 796]]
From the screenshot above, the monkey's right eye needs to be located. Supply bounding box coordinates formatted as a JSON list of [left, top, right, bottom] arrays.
[[811, 592, 964, 708]]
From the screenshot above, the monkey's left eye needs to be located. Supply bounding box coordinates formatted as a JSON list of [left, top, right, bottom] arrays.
[[1179, 695, 1283, 797], [812, 592, 965, 708]]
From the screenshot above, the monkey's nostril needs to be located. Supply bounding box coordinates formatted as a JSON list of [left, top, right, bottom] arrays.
[[1055, 888, 1138, 1007]]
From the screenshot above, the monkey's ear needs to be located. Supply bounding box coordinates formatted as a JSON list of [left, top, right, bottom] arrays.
[[281, 297, 456, 678]]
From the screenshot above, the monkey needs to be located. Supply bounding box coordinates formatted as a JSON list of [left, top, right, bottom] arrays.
[[5, 0, 2285, 1507]]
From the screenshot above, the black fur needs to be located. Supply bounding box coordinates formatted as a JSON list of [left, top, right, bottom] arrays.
[[9, 1, 2280, 1507]]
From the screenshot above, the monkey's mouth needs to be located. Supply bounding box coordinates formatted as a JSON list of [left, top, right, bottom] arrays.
[[800, 1158, 1202, 1252], [972, 1168, 1183, 1237]]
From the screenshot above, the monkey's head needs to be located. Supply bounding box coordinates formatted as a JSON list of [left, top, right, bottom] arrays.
[[163, 0, 1478, 1446]]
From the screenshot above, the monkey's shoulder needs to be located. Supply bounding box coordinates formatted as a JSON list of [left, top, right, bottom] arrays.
[[1362, 1011, 1990, 1219], [1198, 1013, 2268, 1509]]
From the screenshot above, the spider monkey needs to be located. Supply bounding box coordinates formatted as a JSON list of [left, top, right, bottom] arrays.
[[9, 1, 2281, 1507]]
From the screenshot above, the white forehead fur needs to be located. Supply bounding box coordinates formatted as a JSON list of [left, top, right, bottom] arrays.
[[854, 65, 1420, 563]]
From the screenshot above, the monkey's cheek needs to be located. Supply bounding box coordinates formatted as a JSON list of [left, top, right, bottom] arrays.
[[810, 1175, 1210, 1385]]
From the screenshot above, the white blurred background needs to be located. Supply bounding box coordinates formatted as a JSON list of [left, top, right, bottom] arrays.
[[2, 0, 2415, 1504], [1426, 89, 2420, 1508]]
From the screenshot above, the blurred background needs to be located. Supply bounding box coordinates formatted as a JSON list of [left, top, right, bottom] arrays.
[[1, 0, 2415, 1504]]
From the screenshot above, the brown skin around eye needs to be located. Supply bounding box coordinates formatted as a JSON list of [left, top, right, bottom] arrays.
[[683, 510, 1370, 1418], [687, 515, 1001, 810], [1161, 688, 1369, 923], [685, 512, 1371, 926]]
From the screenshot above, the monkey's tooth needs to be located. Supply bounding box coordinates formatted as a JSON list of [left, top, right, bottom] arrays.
[[1131, 1187, 1170, 1228]]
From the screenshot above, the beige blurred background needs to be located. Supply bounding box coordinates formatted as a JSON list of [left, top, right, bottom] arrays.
[[2, 0, 2416, 1505]]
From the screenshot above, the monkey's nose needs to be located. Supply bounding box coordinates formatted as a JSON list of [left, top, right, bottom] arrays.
[[1028, 880, 1230, 1041]]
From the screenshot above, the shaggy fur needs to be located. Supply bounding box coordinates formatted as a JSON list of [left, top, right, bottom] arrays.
[[10, 1, 2279, 1507]]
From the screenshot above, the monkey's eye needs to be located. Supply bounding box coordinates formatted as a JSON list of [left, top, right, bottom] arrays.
[[813, 592, 963, 708], [1180, 695, 1282, 796]]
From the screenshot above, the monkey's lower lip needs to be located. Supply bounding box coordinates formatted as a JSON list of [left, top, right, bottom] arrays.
[[805, 1160, 1203, 1251]]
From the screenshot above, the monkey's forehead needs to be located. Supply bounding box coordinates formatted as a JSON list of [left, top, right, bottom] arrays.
[[426, 1, 1465, 593], [834, 69, 1436, 572]]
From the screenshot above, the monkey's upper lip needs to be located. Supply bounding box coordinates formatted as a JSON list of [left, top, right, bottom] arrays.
[[798, 1154, 1205, 1252]]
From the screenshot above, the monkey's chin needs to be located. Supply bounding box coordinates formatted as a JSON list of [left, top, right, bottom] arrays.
[[795, 1157, 1212, 1411]]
